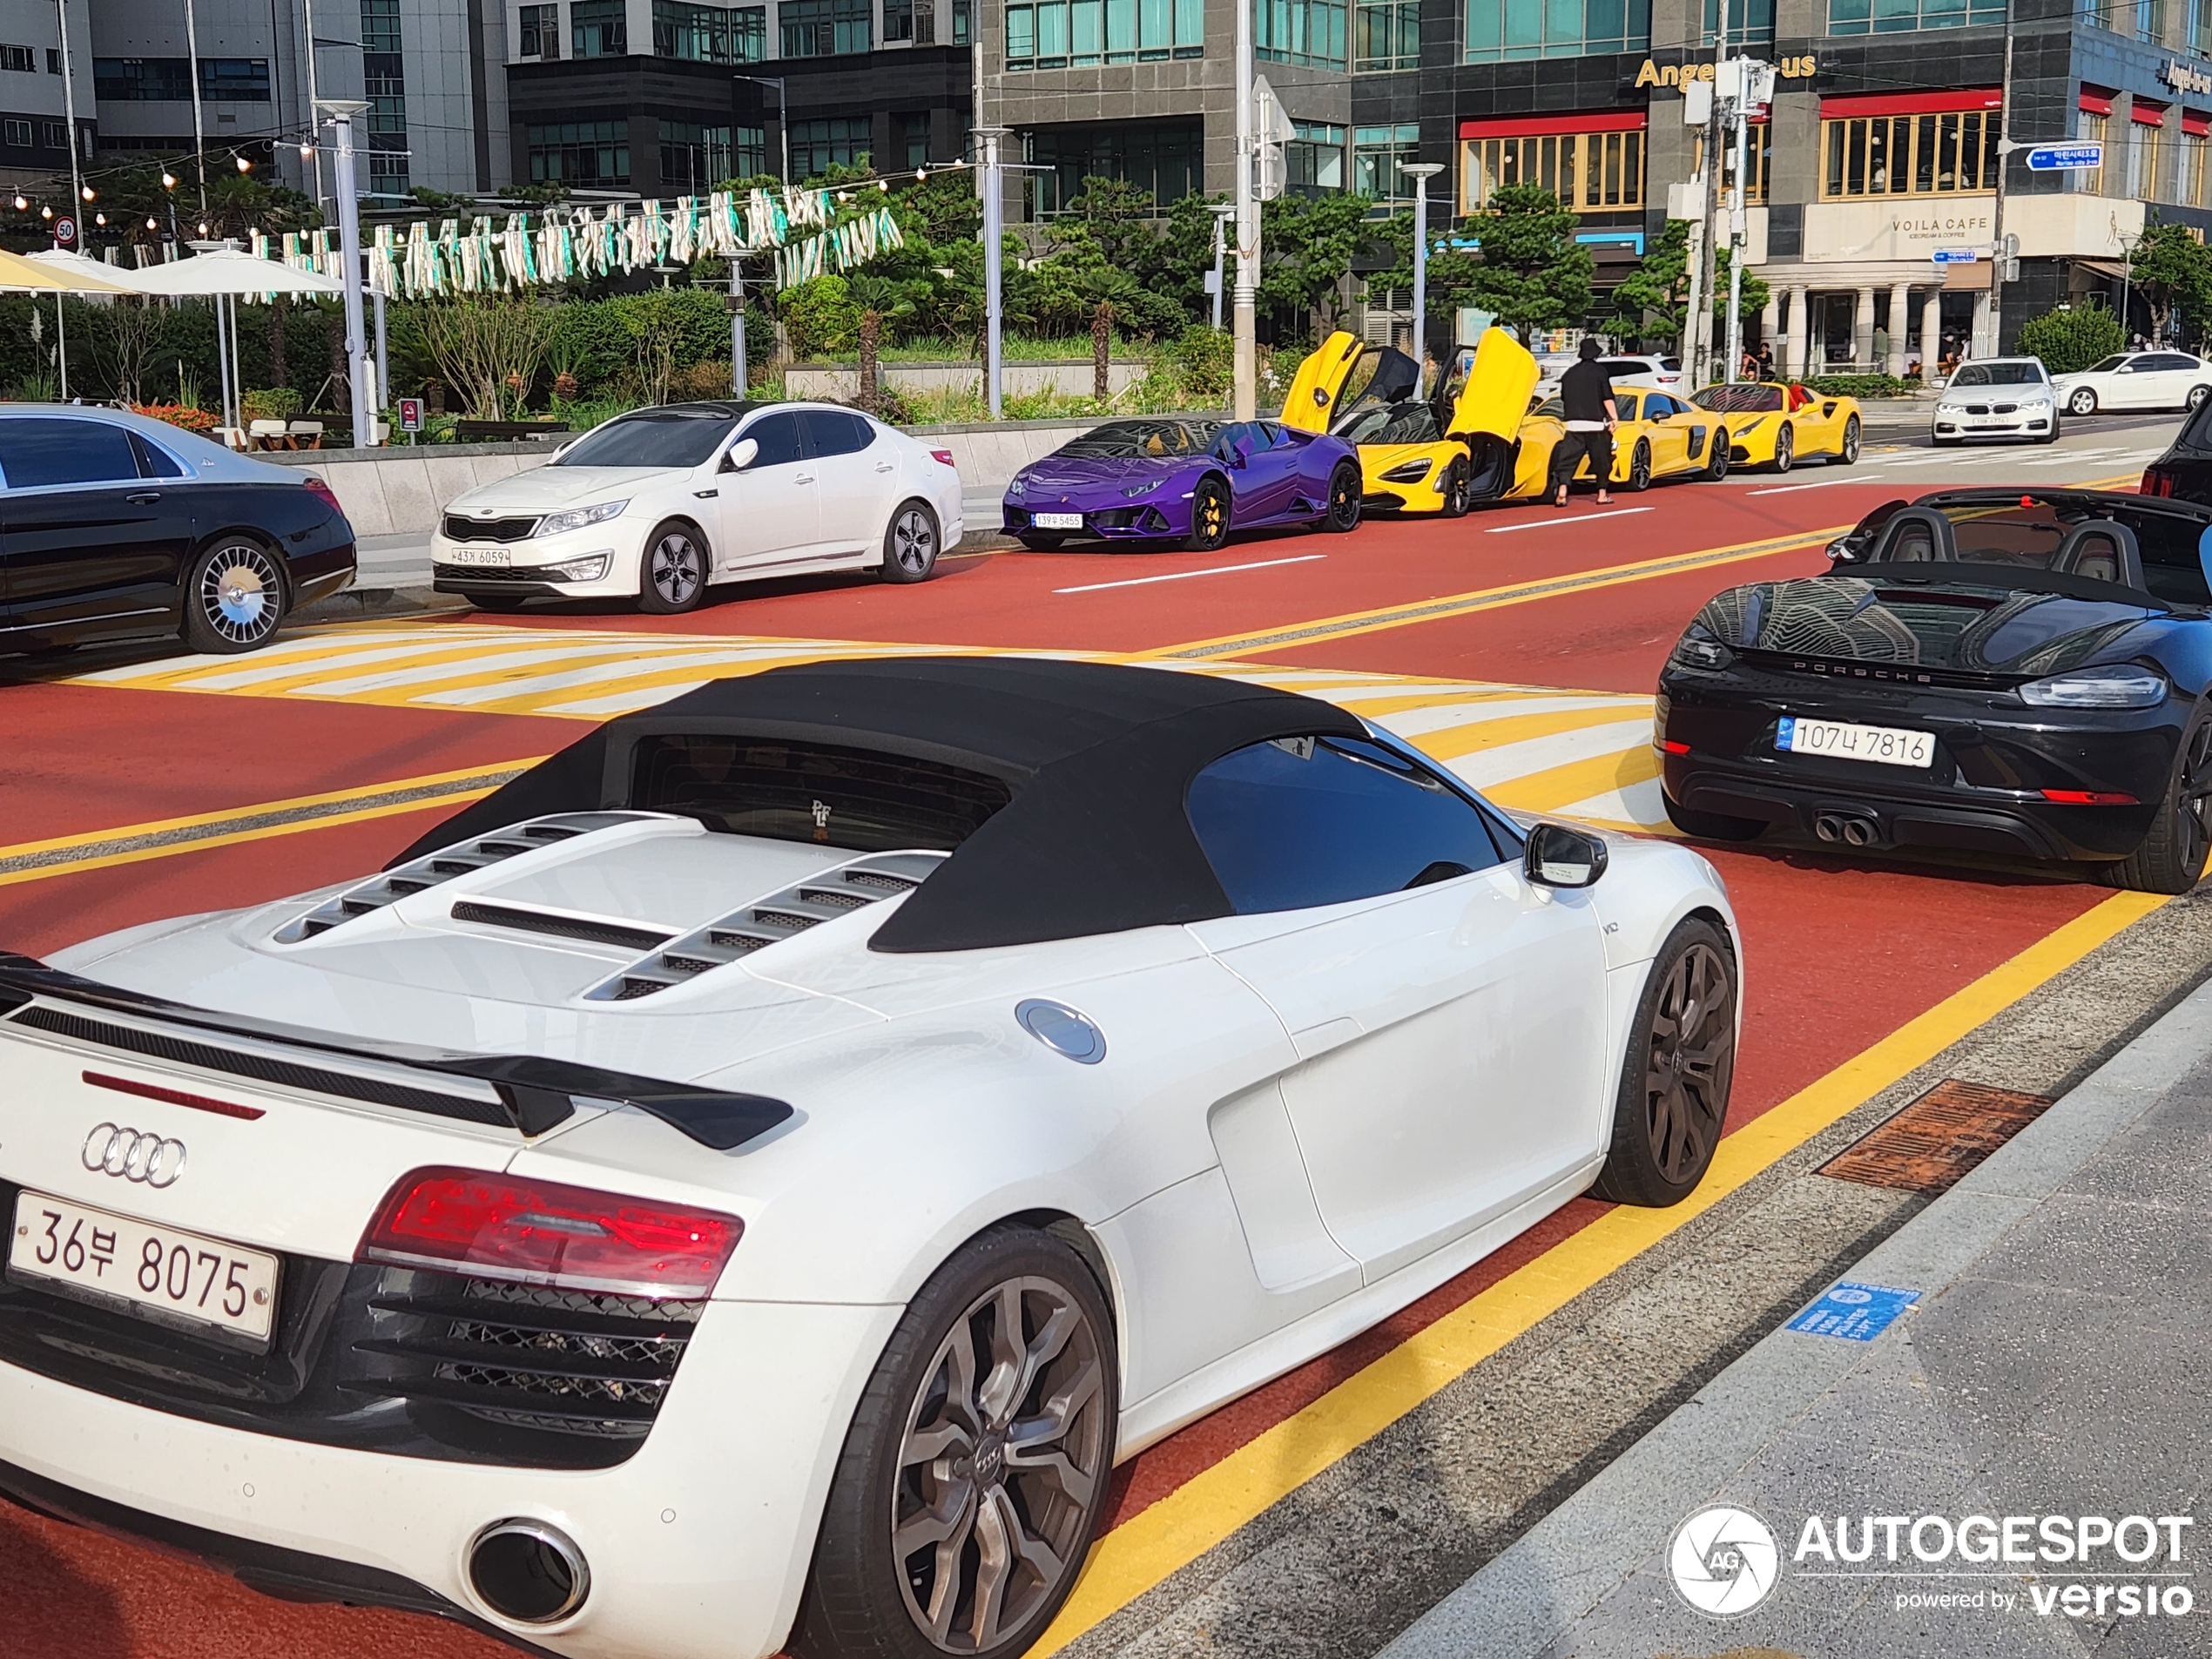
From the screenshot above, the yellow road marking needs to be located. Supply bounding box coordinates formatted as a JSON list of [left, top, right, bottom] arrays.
[[0, 759, 543, 887], [1415, 703, 1653, 759], [1485, 743, 1663, 817], [1031, 886, 2165, 1655]]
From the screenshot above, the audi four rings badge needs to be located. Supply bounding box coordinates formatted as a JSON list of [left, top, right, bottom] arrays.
[[80, 1123, 186, 1189]]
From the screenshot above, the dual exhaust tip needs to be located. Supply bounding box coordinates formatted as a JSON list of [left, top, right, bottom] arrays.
[[1814, 811, 1879, 848], [469, 1519, 590, 1626]]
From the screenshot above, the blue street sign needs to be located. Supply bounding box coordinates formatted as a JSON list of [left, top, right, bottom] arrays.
[[1931, 249, 1980, 266], [2027, 143, 2103, 171]]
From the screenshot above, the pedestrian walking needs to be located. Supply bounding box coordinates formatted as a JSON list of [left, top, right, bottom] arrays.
[[1549, 340, 1618, 509]]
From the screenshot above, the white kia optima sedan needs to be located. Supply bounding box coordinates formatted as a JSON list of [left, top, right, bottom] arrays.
[[0, 659, 1741, 1659], [433, 401, 962, 614]]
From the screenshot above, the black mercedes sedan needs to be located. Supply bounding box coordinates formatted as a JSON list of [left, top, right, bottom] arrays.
[[0, 406, 355, 657], [1656, 489, 2212, 893]]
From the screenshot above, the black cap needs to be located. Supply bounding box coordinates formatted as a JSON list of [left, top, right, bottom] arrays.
[[1578, 339, 1602, 361]]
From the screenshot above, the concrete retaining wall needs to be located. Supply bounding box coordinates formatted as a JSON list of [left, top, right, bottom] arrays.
[[785, 360, 1149, 401]]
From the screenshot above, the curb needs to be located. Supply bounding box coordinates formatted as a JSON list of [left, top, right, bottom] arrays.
[[1374, 972, 2212, 1659]]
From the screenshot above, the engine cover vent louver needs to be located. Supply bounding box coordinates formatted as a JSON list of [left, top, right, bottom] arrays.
[[585, 851, 944, 1001], [273, 813, 661, 943]]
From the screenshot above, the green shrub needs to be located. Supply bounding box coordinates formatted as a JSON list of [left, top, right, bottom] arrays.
[[241, 386, 302, 421], [1805, 373, 1912, 398], [1166, 326, 1234, 401], [779, 276, 863, 361], [2016, 301, 2127, 374]]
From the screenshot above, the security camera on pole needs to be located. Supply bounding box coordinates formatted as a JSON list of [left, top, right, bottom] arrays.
[[317, 98, 374, 449]]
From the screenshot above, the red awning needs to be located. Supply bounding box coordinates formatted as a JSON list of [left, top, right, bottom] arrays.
[[2080, 84, 2115, 116], [1459, 111, 1648, 139], [1819, 87, 2002, 119], [2185, 108, 2211, 136], [2134, 98, 2169, 126]]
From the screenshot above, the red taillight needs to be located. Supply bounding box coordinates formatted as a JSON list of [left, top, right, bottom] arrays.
[[1658, 738, 1692, 755], [2142, 466, 2176, 498], [2040, 789, 2139, 805], [930, 448, 957, 468], [300, 474, 346, 516], [359, 1167, 742, 1298]]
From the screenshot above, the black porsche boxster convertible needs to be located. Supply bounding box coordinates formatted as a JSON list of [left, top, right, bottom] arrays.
[[1656, 489, 2212, 892]]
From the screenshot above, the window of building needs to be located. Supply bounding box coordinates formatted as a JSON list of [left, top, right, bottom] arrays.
[[1827, 0, 2002, 31], [0, 44, 30, 72], [1700, 0, 1771, 41], [659, 120, 733, 189], [2182, 128, 2209, 206], [1354, 0, 1418, 67], [1352, 123, 1420, 199], [654, 0, 766, 58], [1186, 736, 1508, 915], [1463, 120, 1643, 211], [519, 3, 563, 57], [887, 0, 915, 37], [737, 125, 765, 174], [896, 111, 933, 167], [1464, 0, 1647, 61], [203, 57, 273, 99], [1004, 0, 1203, 69], [40, 119, 64, 147], [1820, 106, 2000, 197], [93, 57, 271, 101], [1288, 120, 1346, 192], [571, 0, 628, 55], [788, 115, 872, 176], [1024, 119, 1203, 215], [529, 118, 630, 185], [44, 47, 58, 73], [1259, 0, 1347, 65], [361, 0, 407, 198], [2129, 109, 2162, 198], [782, 0, 872, 54], [1693, 121, 1770, 203], [2076, 105, 2108, 192], [0, 119, 26, 147]]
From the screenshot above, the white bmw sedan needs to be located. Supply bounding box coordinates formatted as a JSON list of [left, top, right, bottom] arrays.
[[0, 658, 1739, 1659], [433, 401, 962, 614], [2050, 349, 2212, 417]]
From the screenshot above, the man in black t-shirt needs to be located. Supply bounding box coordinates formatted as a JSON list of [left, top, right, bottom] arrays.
[[1548, 340, 1618, 508]]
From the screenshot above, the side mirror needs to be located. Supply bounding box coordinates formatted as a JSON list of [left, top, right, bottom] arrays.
[[724, 437, 759, 473], [1225, 441, 1250, 469], [1524, 822, 1608, 889]]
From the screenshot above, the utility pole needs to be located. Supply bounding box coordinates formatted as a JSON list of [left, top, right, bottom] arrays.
[[184, 0, 208, 217], [976, 125, 1008, 418], [1232, 0, 1258, 421], [53, 0, 82, 235], [1986, 6, 2017, 357], [320, 99, 374, 448], [301, 0, 327, 212], [1695, 0, 1726, 387], [1721, 57, 1770, 382]]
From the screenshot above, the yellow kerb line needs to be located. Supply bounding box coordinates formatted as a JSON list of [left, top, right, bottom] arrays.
[[1028, 886, 2166, 1656]]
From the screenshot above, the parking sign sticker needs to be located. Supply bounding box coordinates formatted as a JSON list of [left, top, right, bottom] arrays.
[[1788, 1282, 1920, 1341]]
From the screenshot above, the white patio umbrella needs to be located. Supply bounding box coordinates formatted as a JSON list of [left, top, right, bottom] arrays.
[[124, 247, 345, 439], [0, 247, 141, 401]]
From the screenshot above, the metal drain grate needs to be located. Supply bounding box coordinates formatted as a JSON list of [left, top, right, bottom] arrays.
[[1820, 1078, 2054, 1194]]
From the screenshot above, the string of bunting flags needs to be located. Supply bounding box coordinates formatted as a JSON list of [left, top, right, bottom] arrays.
[[244, 186, 904, 300]]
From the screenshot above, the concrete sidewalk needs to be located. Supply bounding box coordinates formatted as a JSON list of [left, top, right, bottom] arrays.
[[1379, 978, 2212, 1659]]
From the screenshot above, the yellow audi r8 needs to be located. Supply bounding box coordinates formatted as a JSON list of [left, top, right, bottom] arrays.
[[1511, 385, 1735, 496], [1689, 381, 1863, 471], [1278, 327, 1539, 516]]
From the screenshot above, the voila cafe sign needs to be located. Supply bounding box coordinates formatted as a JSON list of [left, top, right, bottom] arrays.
[[1636, 53, 1817, 90]]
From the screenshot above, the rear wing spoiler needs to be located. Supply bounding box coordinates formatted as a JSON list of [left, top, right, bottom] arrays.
[[0, 952, 791, 1152]]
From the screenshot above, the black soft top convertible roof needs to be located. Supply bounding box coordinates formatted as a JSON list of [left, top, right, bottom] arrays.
[[393, 658, 1366, 951]]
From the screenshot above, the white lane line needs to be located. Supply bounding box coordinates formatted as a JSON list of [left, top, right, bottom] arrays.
[[1052, 555, 1325, 594], [1745, 475, 1870, 496], [1484, 507, 1652, 534]]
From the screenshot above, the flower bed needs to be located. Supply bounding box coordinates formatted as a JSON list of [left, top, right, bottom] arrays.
[[132, 402, 219, 435]]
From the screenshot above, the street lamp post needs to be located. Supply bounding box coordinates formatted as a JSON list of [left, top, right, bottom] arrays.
[[1403, 162, 1444, 389], [975, 125, 1010, 418], [183, 0, 209, 216], [735, 75, 790, 180], [1231, 0, 1257, 421], [318, 98, 374, 448]]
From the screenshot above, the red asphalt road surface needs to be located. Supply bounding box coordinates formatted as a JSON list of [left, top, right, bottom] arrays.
[[0, 467, 2117, 1657]]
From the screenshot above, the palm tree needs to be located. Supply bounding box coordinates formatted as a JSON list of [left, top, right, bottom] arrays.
[[846, 275, 917, 414]]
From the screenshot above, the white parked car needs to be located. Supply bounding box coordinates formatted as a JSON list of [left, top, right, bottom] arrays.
[[1930, 357, 2059, 445], [432, 401, 962, 615], [2050, 350, 2212, 417], [0, 658, 1739, 1659], [1535, 352, 1683, 401]]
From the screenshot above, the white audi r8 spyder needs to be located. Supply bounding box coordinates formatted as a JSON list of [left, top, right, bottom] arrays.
[[0, 659, 1742, 1659], [431, 401, 962, 614]]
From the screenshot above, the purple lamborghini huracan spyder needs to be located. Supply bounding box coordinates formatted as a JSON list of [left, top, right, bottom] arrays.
[[1001, 417, 1365, 552]]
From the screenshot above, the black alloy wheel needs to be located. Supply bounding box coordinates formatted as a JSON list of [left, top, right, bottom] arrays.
[[1440, 453, 1473, 517], [1704, 430, 1730, 481], [1627, 441, 1654, 492], [637, 522, 708, 615], [792, 1225, 1117, 1659], [881, 500, 941, 583], [2068, 387, 2099, 416], [1770, 424, 1795, 474], [182, 538, 287, 654], [1186, 475, 1231, 552], [1324, 461, 1363, 532], [1593, 915, 1738, 1206], [2106, 713, 2212, 894], [1838, 414, 1862, 465]]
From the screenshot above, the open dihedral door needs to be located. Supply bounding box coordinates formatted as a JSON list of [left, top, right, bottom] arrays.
[[1278, 331, 1367, 434], [1441, 327, 1541, 502]]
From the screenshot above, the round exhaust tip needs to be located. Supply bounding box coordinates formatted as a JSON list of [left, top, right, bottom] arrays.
[[1842, 818, 1877, 847], [1814, 814, 1841, 842], [469, 1519, 590, 1625]]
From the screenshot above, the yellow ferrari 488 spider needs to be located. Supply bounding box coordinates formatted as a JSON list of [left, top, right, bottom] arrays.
[[1689, 381, 1863, 472]]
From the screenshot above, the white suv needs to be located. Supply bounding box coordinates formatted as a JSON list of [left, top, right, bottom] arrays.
[[1932, 358, 2059, 445]]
